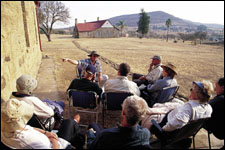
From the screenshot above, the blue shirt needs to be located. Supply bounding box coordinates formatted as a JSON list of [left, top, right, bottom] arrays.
[[87, 124, 150, 149], [78, 58, 102, 74], [147, 76, 177, 99]]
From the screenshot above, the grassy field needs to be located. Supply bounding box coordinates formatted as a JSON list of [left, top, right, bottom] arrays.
[[40, 34, 224, 99]]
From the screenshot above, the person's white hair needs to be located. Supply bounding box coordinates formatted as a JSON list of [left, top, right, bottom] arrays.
[[193, 80, 214, 103], [122, 95, 149, 126]]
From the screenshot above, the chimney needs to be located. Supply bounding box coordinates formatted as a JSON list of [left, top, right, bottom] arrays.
[[75, 18, 78, 25], [97, 17, 99, 21], [84, 20, 86, 23]]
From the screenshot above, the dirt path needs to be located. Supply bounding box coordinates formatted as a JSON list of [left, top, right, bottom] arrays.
[[33, 56, 61, 101]]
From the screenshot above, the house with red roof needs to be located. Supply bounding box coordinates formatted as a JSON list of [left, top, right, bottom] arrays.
[[73, 17, 120, 38]]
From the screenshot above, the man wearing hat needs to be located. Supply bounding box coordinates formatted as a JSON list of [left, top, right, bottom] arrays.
[[144, 62, 178, 106], [132, 55, 163, 86], [67, 64, 102, 97], [62, 51, 108, 88]]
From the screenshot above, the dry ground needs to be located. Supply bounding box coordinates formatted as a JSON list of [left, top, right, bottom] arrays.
[[41, 34, 224, 99], [39, 34, 224, 148]]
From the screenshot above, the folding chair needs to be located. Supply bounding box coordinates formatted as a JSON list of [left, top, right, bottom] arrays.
[[102, 92, 133, 128], [27, 114, 54, 131], [151, 117, 210, 149], [67, 89, 99, 127], [150, 85, 179, 107]]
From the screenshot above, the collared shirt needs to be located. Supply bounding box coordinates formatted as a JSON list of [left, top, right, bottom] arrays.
[[78, 58, 102, 75], [147, 76, 177, 99], [146, 64, 163, 81], [87, 124, 150, 149], [104, 76, 140, 96], [162, 100, 212, 132]]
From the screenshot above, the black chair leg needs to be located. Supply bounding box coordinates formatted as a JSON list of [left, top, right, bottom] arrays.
[[192, 136, 195, 149], [208, 131, 211, 149]]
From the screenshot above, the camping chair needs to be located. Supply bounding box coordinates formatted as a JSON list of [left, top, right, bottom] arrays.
[[144, 85, 179, 107], [102, 92, 133, 128], [27, 114, 54, 131], [151, 117, 210, 149], [67, 89, 99, 127]]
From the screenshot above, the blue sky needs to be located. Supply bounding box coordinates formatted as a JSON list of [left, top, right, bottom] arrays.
[[54, 1, 224, 29]]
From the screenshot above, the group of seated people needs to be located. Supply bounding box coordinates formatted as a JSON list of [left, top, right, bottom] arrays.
[[1, 50, 224, 149]]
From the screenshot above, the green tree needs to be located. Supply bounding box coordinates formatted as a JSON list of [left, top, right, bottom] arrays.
[[116, 20, 127, 37], [194, 31, 207, 44], [166, 18, 172, 42], [137, 9, 150, 38], [38, 1, 70, 42], [197, 25, 207, 32]]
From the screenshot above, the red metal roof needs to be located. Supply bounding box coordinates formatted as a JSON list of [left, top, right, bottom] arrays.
[[76, 20, 107, 32]]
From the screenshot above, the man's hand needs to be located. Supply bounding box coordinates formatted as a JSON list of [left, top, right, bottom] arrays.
[[45, 131, 58, 140], [89, 128, 96, 134], [139, 76, 145, 80], [62, 58, 68, 62]]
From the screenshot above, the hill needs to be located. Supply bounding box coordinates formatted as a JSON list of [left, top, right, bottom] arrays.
[[109, 11, 224, 29]]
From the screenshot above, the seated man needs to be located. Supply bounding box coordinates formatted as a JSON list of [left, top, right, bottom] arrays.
[[62, 50, 108, 88], [132, 55, 163, 86], [86, 95, 150, 149], [142, 80, 213, 140], [67, 64, 103, 98], [204, 77, 224, 141], [104, 63, 140, 96], [141, 62, 178, 106]]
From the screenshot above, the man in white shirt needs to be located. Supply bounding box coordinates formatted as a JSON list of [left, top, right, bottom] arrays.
[[104, 63, 140, 96], [147, 80, 213, 140], [132, 55, 163, 86]]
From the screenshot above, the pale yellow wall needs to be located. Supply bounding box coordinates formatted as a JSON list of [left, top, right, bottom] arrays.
[[1, 1, 42, 101]]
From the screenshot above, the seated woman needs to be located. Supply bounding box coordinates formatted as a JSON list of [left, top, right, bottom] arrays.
[[140, 62, 178, 106], [142, 80, 213, 139], [1, 98, 70, 149], [11, 74, 64, 130]]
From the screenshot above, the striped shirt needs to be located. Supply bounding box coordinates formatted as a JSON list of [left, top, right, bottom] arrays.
[[78, 58, 102, 76]]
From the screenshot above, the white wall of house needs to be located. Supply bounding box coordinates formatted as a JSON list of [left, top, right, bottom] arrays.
[[101, 21, 113, 28]]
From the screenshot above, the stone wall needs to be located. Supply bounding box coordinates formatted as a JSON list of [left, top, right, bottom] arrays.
[[1, 1, 42, 101]]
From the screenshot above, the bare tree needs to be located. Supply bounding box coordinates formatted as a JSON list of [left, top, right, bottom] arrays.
[[38, 1, 70, 41]]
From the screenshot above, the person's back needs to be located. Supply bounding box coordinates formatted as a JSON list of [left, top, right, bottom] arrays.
[[11, 75, 54, 124], [206, 78, 224, 139], [104, 63, 140, 96], [87, 95, 150, 149], [67, 78, 102, 96], [104, 76, 140, 96], [88, 124, 149, 149], [146, 63, 178, 102], [67, 64, 103, 97]]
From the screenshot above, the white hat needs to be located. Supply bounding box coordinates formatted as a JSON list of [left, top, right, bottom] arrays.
[[16, 75, 37, 95], [1, 98, 34, 133]]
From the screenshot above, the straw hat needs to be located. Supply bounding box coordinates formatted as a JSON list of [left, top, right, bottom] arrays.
[[161, 62, 177, 75], [1, 98, 34, 133], [16, 75, 37, 95]]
